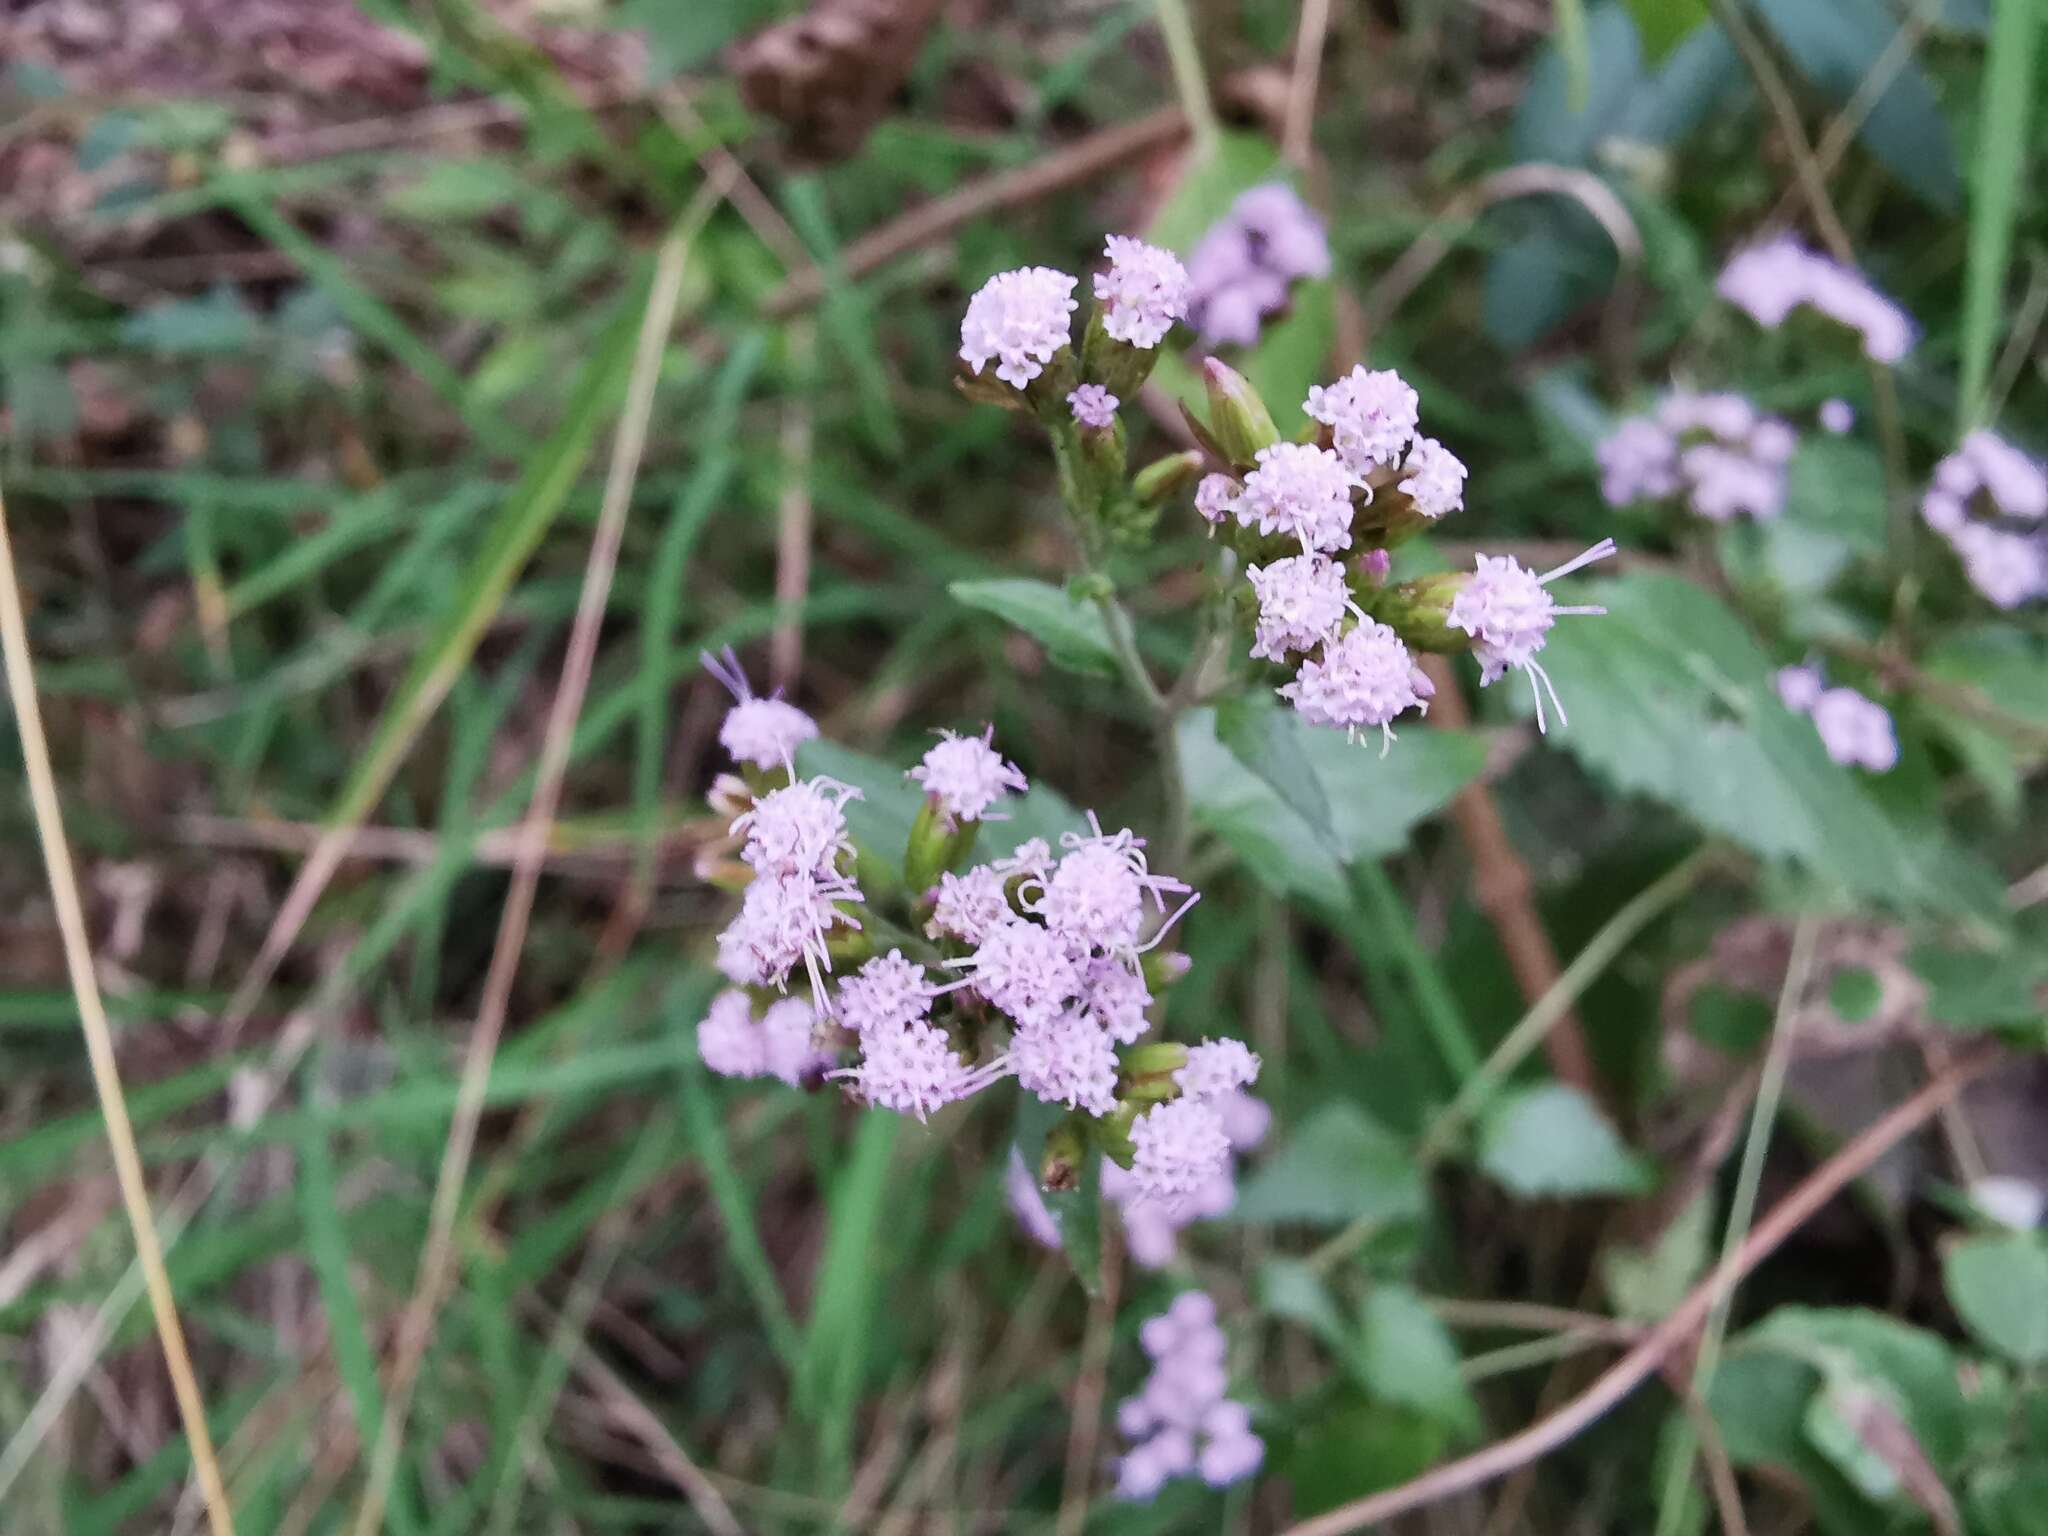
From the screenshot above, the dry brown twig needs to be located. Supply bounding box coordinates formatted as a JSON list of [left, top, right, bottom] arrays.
[[1281, 1044, 2000, 1535], [0, 490, 237, 1536]]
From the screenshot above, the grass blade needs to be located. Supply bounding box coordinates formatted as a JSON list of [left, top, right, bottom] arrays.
[[1959, 0, 2042, 427]]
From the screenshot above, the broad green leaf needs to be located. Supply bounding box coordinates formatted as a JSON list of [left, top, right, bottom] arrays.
[[1356, 1284, 1481, 1437], [948, 577, 1119, 679], [1178, 705, 1486, 910], [1627, 0, 1711, 60], [1513, 3, 1646, 163], [1540, 571, 1975, 910], [1476, 1083, 1654, 1197], [1615, 19, 1743, 142], [1285, 1400, 1446, 1519], [1748, 1308, 1970, 1472], [1215, 695, 1334, 841], [1967, 1463, 2048, 1536], [1256, 1258, 1350, 1344], [1750, 0, 1961, 210], [1229, 1103, 1426, 1229], [1921, 628, 2048, 822], [1943, 1232, 2048, 1364], [1909, 935, 2048, 1032]]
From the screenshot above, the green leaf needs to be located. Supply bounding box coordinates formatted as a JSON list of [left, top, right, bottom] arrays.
[[1285, 1400, 1447, 1519], [1627, 0, 1711, 60], [1921, 628, 2048, 822], [1256, 1257, 1350, 1344], [1909, 936, 2048, 1032], [1960, 0, 2043, 423], [1476, 1083, 1654, 1197], [1215, 695, 1334, 841], [1943, 1232, 2048, 1364], [1603, 1187, 1714, 1320], [1229, 1103, 1426, 1229], [1513, 3, 1646, 163], [1356, 1284, 1481, 1438], [1177, 705, 1486, 910], [1143, 130, 1285, 257], [1750, 0, 1961, 210], [948, 578, 1119, 679], [1748, 1309, 1970, 1472], [1539, 571, 1970, 910]]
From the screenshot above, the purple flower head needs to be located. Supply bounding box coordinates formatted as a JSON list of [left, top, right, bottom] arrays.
[[732, 775, 860, 881], [1776, 663, 1824, 715], [1597, 418, 1681, 507], [716, 869, 862, 1003], [1279, 619, 1433, 753], [1093, 235, 1190, 350], [1194, 472, 1242, 529], [698, 989, 765, 1079], [928, 863, 1012, 944], [960, 266, 1078, 388], [1950, 523, 2047, 609], [1116, 1291, 1261, 1500], [1129, 1096, 1232, 1206], [834, 949, 934, 1036], [1810, 686, 1898, 773], [1398, 436, 1467, 520], [1447, 541, 1616, 732], [960, 916, 1084, 1028], [834, 1018, 984, 1120], [1232, 183, 1331, 280], [1078, 955, 1153, 1045], [1246, 553, 1352, 662], [1032, 816, 1195, 956], [703, 648, 818, 771], [1008, 1008, 1119, 1116], [1066, 383, 1120, 430], [1236, 441, 1357, 554], [759, 997, 830, 1086], [908, 726, 1027, 823], [1961, 431, 2048, 521], [1185, 183, 1327, 347], [1305, 365, 1419, 473], [1820, 398, 1855, 435], [1176, 1038, 1261, 1101], [1717, 235, 1914, 363]]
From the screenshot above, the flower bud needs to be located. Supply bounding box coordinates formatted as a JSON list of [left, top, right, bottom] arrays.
[[1039, 1114, 1091, 1191], [1140, 947, 1193, 991], [1367, 571, 1470, 653], [1201, 357, 1281, 467], [1120, 1040, 1190, 1106], [903, 795, 979, 895], [707, 772, 754, 820], [955, 368, 1030, 411], [825, 923, 875, 969], [1096, 1102, 1140, 1168], [1081, 306, 1163, 399], [1133, 450, 1206, 507]]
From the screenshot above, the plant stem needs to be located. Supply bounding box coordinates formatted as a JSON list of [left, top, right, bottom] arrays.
[[0, 490, 238, 1536], [1652, 916, 1818, 1535], [1152, 0, 1218, 157]]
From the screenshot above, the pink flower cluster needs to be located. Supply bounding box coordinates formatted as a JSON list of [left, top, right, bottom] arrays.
[[1597, 391, 1796, 522], [1186, 183, 1331, 348], [1203, 365, 1607, 742], [1115, 1292, 1264, 1499], [959, 236, 1188, 391], [1717, 235, 1914, 364], [1777, 664, 1897, 773], [1919, 430, 2048, 609], [697, 666, 1261, 1207]]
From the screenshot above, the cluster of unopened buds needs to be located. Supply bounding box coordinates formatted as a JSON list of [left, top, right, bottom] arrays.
[[1919, 430, 2047, 609], [958, 233, 1617, 744], [694, 652, 1265, 1210]]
